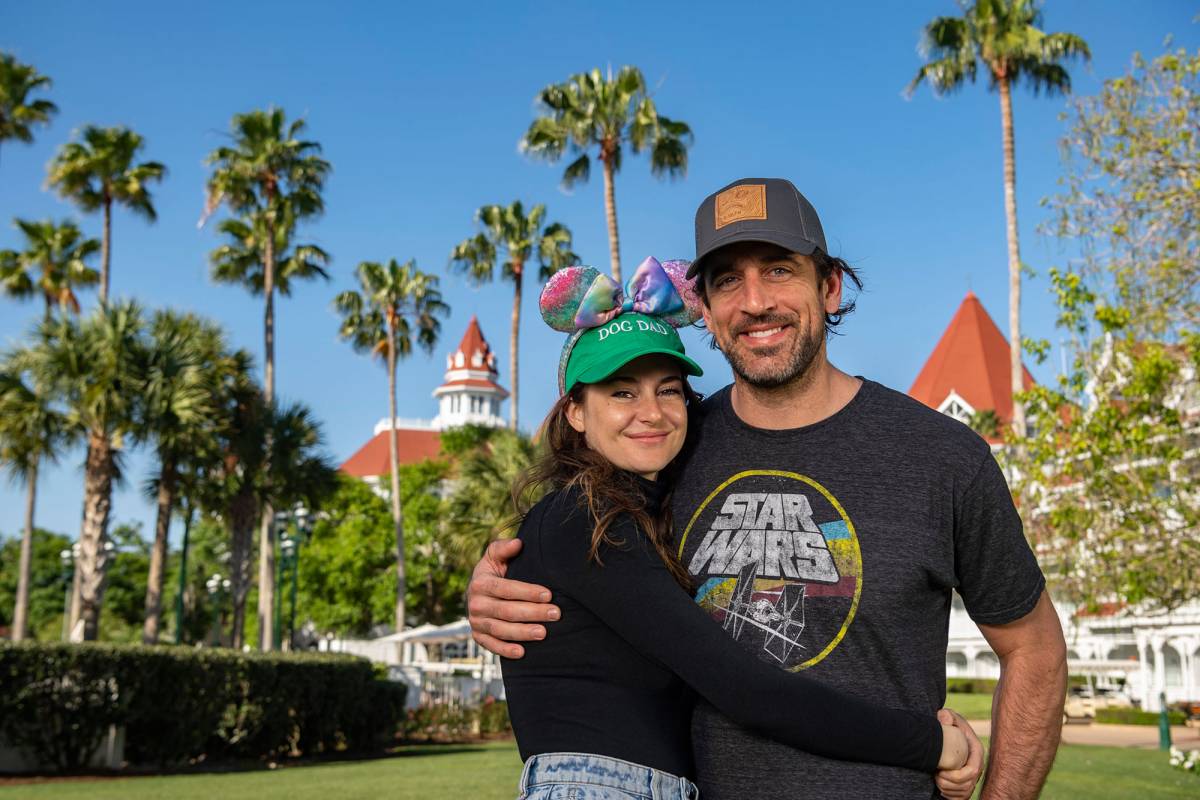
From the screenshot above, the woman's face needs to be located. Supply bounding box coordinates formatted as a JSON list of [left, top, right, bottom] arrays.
[[566, 354, 688, 481]]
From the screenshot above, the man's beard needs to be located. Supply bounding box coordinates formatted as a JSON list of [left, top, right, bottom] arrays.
[[719, 315, 823, 389]]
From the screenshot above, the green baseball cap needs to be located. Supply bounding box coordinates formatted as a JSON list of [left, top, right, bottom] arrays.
[[560, 312, 703, 394]]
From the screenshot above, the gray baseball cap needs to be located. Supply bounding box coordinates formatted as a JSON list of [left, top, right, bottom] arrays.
[[689, 177, 828, 279]]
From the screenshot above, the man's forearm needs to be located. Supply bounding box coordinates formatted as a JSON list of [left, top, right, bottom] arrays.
[[979, 652, 1066, 800]]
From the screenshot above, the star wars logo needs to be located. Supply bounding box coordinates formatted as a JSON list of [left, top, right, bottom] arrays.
[[686, 492, 840, 583]]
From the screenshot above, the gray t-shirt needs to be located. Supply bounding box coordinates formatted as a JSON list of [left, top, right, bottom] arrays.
[[673, 379, 1044, 800]]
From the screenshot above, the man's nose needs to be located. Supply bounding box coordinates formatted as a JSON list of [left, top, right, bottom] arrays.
[[740, 272, 775, 315]]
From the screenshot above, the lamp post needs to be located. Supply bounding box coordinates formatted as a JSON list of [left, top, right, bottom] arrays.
[[205, 572, 230, 647], [272, 504, 312, 652]]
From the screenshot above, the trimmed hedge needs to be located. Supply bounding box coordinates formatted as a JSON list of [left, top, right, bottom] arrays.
[[0, 642, 406, 769], [1095, 707, 1187, 726], [946, 678, 999, 695]]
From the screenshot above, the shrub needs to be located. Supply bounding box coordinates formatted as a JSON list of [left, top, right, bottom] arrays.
[[478, 697, 511, 735], [946, 678, 998, 695], [1095, 707, 1187, 726], [0, 642, 405, 770]]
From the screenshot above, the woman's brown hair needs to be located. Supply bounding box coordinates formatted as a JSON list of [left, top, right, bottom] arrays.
[[513, 379, 703, 590]]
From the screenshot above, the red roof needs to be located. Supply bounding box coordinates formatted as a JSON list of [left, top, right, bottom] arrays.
[[908, 292, 1034, 437], [457, 316, 490, 368], [438, 377, 510, 393], [339, 428, 442, 477]]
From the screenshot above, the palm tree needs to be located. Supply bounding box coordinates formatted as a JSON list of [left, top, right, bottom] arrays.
[[209, 207, 330, 299], [136, 311, 221, 644], [521, 66, 691, 282], [16, 301, 146, 640], [443, 427, 538, 569], [202, 107, 329, 649], [0, 358, 70, 641], [450, 201, 577, 430], [0, 218, 100, 317], [334, 259, 447, 631], [47, 126, 166, 303], [908, 0, 1089, 436], [0, 53, 57, 167]]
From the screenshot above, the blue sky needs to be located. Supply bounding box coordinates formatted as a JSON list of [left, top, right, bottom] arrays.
[[1, 1, 1197, 543]]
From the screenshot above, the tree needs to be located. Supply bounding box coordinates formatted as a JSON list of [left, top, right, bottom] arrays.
[[450, 201, 577, 430], [15, 301, 146, 640], [0, 360, 70, 641], [0, 528, 72, 641], [136, 311, 222, 644], [908, 0, 1089, 436], [1013, 272, 1200, 612], [0, 218, 99, 317], [442, 425, 539, 569], [334, 259, 447, 631], [209, 205, 330, 298], [1013, 47, 1200, 613], [0, 53, 56, 166], [521, 66, 691, 282], [47, 126, 165, 303], [203, 107, 329, 650], [1046, 46, 1200, 338]]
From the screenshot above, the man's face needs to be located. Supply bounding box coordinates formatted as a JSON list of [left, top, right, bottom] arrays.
[[699, 242, 842, 389]]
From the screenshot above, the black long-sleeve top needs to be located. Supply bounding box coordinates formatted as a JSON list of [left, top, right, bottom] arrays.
[[500, 476, 942, 778]]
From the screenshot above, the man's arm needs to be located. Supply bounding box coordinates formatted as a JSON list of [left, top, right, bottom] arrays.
[[467, 539, 560, 659], [976, 590, 1067, 800]]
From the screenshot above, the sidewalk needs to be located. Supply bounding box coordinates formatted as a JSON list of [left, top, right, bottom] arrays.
[[970, 720, 1200, 749]]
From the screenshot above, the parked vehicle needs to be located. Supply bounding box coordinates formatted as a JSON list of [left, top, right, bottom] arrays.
[[1063, 686, 1096, 723]]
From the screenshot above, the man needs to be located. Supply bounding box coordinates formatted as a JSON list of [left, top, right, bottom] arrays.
[[469, 178, 1066, 799]]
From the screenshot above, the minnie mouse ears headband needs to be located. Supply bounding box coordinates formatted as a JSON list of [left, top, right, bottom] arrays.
[[539, 256, 704, 394], [539, 256, 702, 333]]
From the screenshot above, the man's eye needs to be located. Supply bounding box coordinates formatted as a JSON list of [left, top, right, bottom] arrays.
[[712, 275, 737, 290]]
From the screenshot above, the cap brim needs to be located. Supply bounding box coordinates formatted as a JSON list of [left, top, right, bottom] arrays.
[[571, 347, 703, 390], [687, 229, 820, 279]]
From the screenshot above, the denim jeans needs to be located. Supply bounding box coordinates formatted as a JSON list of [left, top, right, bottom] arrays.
[[518, 752, 700, 800]]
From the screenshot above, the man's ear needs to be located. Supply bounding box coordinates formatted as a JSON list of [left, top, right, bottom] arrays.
[[565, 397, 586, 434], [822, 266, 844, 315]]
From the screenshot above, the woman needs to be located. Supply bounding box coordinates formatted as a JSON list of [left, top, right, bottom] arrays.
[[501, 259, 979, 800]]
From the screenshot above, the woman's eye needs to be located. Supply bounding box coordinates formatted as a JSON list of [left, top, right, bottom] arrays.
[[659, 387, 683, 397], [611, 389, 635, 399]]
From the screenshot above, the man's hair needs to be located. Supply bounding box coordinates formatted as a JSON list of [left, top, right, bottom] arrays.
[[694, 246, 864, 346]]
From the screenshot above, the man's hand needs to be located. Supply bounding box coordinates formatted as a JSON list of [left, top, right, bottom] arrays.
[[935, 708, 984, 800], [977, 591, 1067, 800], [467, 539, 561, 659]]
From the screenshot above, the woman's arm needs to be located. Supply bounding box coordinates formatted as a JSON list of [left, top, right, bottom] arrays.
[[534, 502, 949, 774]]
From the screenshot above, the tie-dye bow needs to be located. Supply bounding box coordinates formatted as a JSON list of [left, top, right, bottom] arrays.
[[540, 256, 701, 333]]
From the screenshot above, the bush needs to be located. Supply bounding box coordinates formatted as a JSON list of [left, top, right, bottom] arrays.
[[0, 642, 406, 770], [399, 697, 511, 743], [946, 678, 998, 695], [1096, 707, 1187, 726]]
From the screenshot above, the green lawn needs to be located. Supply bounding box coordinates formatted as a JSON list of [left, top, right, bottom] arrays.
[[946, 691, 995, 720], [3, 739, 1196, 799]]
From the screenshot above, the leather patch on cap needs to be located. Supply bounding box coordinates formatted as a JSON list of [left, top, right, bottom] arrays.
[[714, 184, 767, 229]]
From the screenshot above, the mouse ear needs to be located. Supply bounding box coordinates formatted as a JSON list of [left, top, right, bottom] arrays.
[[540, 266, 603, 332], [657, 259, 702, 327]]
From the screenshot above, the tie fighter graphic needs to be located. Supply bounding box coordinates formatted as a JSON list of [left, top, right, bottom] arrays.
[[718, 561, 807, 664]]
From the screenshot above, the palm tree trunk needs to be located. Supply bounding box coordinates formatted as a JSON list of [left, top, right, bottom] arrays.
[[229, 491, 256, 651], [75, 429, 115, 642], [509, 264, 522, 430], [387, 318, 406, 632], [601, 155, 622, 283], [100, 195, 112, 304], [142, 455, 176, 644], [258, 213, 277, 650], [12, 461, 38, 642], [999, 78, 1026, 438]]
